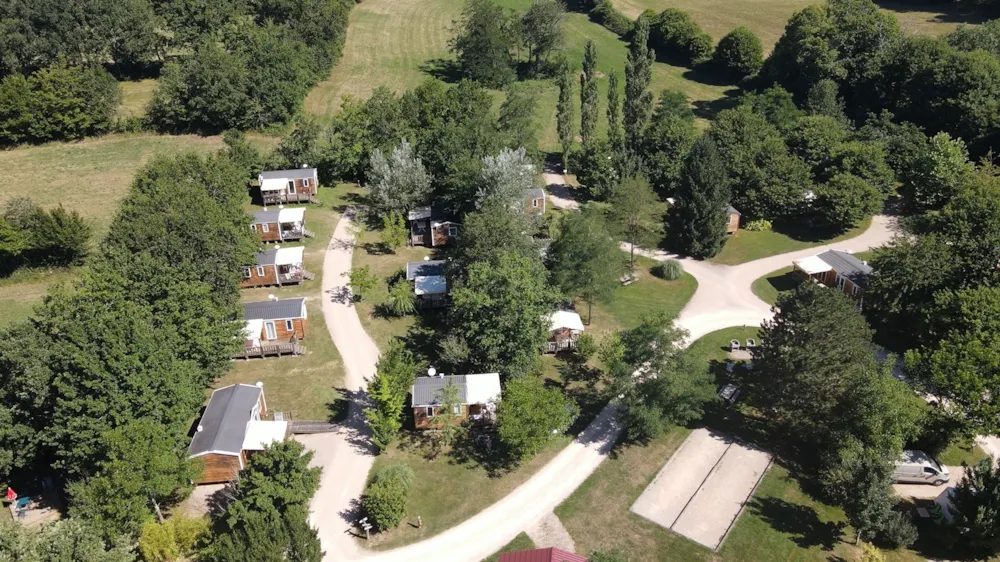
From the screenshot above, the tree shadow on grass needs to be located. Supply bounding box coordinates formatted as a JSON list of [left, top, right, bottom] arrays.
[[764, 271, 803, 294], [681, 64, 739, 88], [419, 58, 464, 84], [772, 221, 851, 243], [447, 427, 518, 478], [874, 0, 998, 24], [692, 89, 742, 122], [748, 496, 844, 551]]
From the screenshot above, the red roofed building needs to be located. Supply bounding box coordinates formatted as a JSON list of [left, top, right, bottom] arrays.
[[498, 548, 588, 562]]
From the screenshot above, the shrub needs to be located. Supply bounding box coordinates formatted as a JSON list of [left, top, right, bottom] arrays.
[[139, 516, 209, 562], [743, 218, 772, 231], [589, 0, 633, 36], [713, 26, 764, 79], [652, 259, 683, 280], [653, 9, 713, 66], [361, 463, 414, 531], [574, 333, 597, 361], [381, 279, 416, 316]]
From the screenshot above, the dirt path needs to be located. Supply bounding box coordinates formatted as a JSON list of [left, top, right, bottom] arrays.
[[298, 208, 380, 561]]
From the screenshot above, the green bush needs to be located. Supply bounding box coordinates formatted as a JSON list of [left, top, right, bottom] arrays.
[[653, 9, 713, 66], [743, 218, 773, 231], [589, 0, 634, 36], [362, 463, 415, 532], [139, 516, 209, 562], [381, 279, 416, 316], [574, 333, 597, 361], [713, 26, 764, 78], [652, 259, 683, 280]]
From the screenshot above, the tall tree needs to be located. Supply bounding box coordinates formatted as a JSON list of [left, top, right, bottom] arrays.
[[609, 176, 664, 269], [713, 26, 764, 79], [624, 17, 654, 152], [497, 376, 576, 461], [521, 0, 565, 75], [606, 70, 624, 154], [642, 90, 697, 192], [948, 457, 1000, 556], [0, 518, 136, 562], [364, 342, 419, 451], [579, 40, 600, 145], [451, 200, 542, 269], [367, 139, 432, 217], [548, 208, 623, 323], [556, 67, 575, 171], [450, 0, 517, 87], [670, 135, 730, 259], [905, 132, 972, 213], [449, 251, 557, 377], [477, 147, 537, 209]]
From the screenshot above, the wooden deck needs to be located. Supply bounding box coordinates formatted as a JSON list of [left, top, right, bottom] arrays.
[[233, 342, 305, 359]]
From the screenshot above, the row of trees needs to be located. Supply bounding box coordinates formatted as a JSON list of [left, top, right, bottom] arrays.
[[0, 147, 257, 546], [1, 198, 91, 273]]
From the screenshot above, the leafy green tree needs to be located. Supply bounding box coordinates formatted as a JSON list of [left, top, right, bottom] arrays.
[[624, 17, 655, 152], [786, 115, 848, 170], [499, 83, 541, 156], [670, 135, 731, 258], [824, 141, 894, 194], [364, 342, 419, 450], [221, 440, 321, 528], [855, 111, 927, 182], [947, 19, 1000, 56], [805, 78, 846, 121], [642, 90, 697, 192], [580, 40, 600, 145], [763, 4, 842, 98], [571, 140, 619, 200], [739, 85, 803, 132], [452, 200, 542, 269], [557, 68, 576, 171], [607, 314, 715, 442], [905, 132, 972, 213], [0, 518, 137, 562], [709, 105, 810, 220], [380, 211, 408, 252], [606, 70, 624, 154], [521, 0, 565, 75], [477, 147, 537, 209], [451, 0, 517, 87], [223, 130, 266, 181], [608, 176, 664, 269], [652, 8, 714, 66], [813, 173, 884, 229], [367, 139, 432, 217], [0, 216, 27, 261], [829, 443, 916, 547], [139, 516, 208, 562], [435, 380, 463, 446], [713, 26, 763, 78], [497, 376, 576, 460], [29, 205, 91, 266], [449, 251, 557, 377], [344, 266, 378, 301], [361, 463, 414, 531], [206, 505, 322, 562], [548, 208, 623, 323], [275, 116, 323, 171], [751, 283, 877, 448], [948, 457, 1000, 555], [382, 279, 417, 317]]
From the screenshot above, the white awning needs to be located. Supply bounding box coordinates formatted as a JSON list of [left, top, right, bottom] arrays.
[[260, 178, 287, 191], [793, 255, 833, 275], [277, 207, 305, 223], [549, 310, 585, 332], [415, 275, 447, 295], [242, 420, 288, 451], [244, 319, 264, 339], [274, 246, 305, 266], [464, 373, 502, 404]]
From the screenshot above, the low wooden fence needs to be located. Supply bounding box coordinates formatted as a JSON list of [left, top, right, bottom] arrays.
[[233, 342, 305, 359]]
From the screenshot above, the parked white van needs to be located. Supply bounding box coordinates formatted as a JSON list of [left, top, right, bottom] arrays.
[[892, 450, 950, 485]]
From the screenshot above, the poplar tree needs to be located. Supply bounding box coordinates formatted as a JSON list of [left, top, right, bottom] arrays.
[[624, 17, 654, 152], [607, 70, 624, 154], [670, 135, 730, 259], [556, 67, 575, 170], [579, 40, 599, 145]]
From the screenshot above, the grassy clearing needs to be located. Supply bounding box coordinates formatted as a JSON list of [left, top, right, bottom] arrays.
[[751, 265, 798, 306], [938, 438, 989, 467], [710, 218, 871, 266], [0, 268, 80, 330], [118, 79, 158, 118], [215, 186, 357, 420], [482, 533, 535, 562], [0, 133, 276, 238], [364, 432, 570, 550], [685, 326, 761, 366], [588, 255, 698, 335]]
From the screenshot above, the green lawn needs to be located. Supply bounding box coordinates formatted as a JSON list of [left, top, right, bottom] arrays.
[[937, 438, 989, 467], [214, 186, 357, 421], [685, 326, 761, 366], [482, 533, 535, 562], [118, 78, 158, 119], [710, 218, 872, 266], [751, 265, 799, 306]]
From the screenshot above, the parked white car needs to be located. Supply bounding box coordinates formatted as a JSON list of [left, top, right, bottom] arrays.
[[892, 450, 950, 485]]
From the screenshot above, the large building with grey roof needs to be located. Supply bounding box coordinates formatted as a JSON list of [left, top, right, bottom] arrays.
[[411, 373, 501, 429], [792, 249, 873, 302]]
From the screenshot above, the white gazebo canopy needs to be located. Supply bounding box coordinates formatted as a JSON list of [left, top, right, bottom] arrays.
[[793, 255, 833, 275], [549, 310, 585, 332], [260, 178, 288, 192], [274, 246, 305, 266], [277, 207, 305, 223]]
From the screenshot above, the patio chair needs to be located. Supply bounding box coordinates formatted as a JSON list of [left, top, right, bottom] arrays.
[[730, 339, 740, 351]]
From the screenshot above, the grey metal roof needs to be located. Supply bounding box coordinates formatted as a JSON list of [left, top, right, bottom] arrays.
[[252, 209, 281, 224], [524, 188, 545, 201], [255, 249, 278, 266], [411, 375, 470, 407], [408, 206, 432, 221], [727, 205, 741, 215], [818, 250, 872, 286], [243, 298, 306, 321], [406, 260, 446, 280], [188, 384, 262, 456], [259, 168, 316, 180]]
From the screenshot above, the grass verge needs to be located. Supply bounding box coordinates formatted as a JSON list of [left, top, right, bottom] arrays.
[[710, 218, 871, 266]]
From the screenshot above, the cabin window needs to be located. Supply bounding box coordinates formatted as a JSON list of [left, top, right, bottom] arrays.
[[852, 285, 860, 296], [727, 214, 732, 224], [452, 405, 461, 415], [256, 265, 265, 277], [415, 222, 427, 233], [242, 267, 252, 279], [261, 223, 269, 233], [287, 181, 296, 194], [835, 274, 846, 290], [285, 319, 294, 331], [250, 224, 258, 232], [425, 407, 435, 418], [302, 178, 310, 187], [448, 226, 458, 237], [532, 199, 539, 208], [264, 322, 277, 340]]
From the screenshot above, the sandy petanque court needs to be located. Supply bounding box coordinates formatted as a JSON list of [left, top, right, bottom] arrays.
[[630, 428, 772, 550]]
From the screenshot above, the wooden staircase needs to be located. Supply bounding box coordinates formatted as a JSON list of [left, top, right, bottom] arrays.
[[303, 228, 316, 238], [302, 269, 316, 281]]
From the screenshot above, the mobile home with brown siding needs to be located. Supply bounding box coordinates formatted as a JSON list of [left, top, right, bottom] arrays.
[[242, 298, 308, 347], [258, 168, 319, 205], [240, 246, 309, 288], [792, 249, 872, 303], [411, 373, 501, 429], [251, 207, 308, 243]]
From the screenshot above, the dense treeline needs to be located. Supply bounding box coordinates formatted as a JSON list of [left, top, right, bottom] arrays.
[[0, 148, 255, 541], [1, 198, 91, 273]]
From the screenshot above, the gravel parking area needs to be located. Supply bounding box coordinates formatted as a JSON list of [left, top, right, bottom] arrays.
[[630, 428, 771, 550]]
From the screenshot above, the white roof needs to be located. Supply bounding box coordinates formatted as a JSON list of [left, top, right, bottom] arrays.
[[244, 318, 263, 339], [241, 420, 288, 451], [278, 207, 305, 222], [549, 310, 585, 332], [260, 178, 288, 192], [414, 275, 447, 295], [275, 246, 305, 266], [465, 373, 502, 404], [793, 255, 833, 275]]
